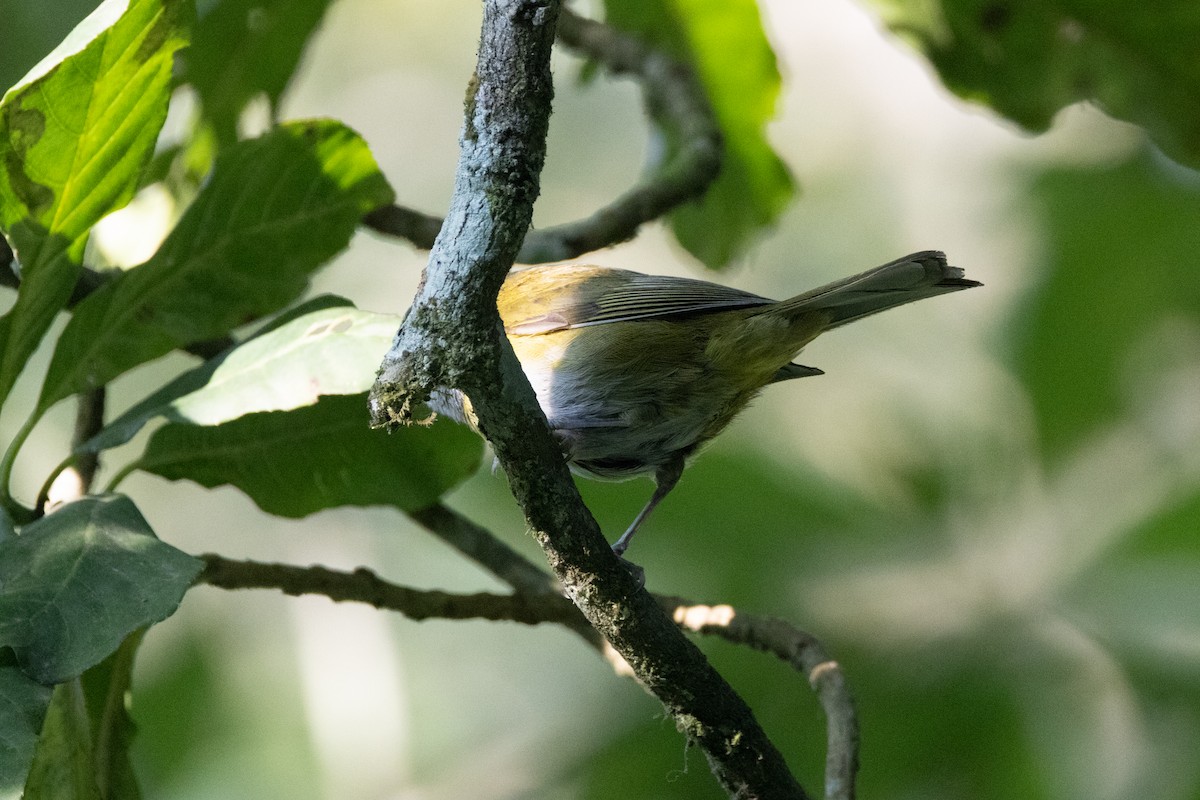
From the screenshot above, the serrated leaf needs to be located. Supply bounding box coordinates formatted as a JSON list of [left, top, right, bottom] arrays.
[[82, 299, 397, 454], [603, 0, 795, 268], [0, 666, 53, 798], [0, 495, 202, 685], [36, 119, 396, 414], [0, 0, 191, 410], [134, 393, 483, 518], [1010, 152, 1200, 457], [869, 0, 1200, 168], [185, 0, 337, 148]]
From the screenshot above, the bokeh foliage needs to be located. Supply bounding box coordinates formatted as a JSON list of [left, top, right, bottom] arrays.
[[1, 0, 1198, 799], [869, 0, 1200, 169]]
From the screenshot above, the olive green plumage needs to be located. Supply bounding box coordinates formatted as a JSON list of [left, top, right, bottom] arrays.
[[433, 250, 979, 556]]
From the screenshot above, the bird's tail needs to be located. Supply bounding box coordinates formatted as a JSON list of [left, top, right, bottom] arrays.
[[772, 251, 981, 330]]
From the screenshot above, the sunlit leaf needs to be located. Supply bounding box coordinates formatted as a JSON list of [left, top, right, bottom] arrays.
[[870, 0, 1200, 168], [80, 297, 394, 454], [602, 0, 794, 268], [0, 495, 202, 685], [37, 119, 395, 414], [0, 0, 190, 410], [133, 394, 483, 518]]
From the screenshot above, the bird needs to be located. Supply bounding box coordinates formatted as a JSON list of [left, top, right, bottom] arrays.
[[431, 250, 979, 557]]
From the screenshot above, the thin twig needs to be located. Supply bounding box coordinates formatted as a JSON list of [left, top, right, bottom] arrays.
[[360, 7, 721, 263], [197, 553, 585, 626], [522, 8, 721, 262], [662, 599, 859, 800]]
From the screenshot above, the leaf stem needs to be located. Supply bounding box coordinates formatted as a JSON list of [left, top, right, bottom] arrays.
[[103, 461, 140, 494], [35, 454, 77, 515], [0, 410, 43, 522], [93, 629, 146, 799]]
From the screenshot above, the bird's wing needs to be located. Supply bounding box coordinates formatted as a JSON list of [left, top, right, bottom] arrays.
[[504, 266, 775, 335]]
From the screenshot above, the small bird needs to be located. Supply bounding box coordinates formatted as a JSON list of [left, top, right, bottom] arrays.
[[433, 251, 979, 557]]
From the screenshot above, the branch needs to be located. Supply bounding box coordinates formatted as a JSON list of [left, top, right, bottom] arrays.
[[521, 8, 721, 261], [409, 502, 856, 797], [368, 3, 807, 796], [361, 7, 721, 263], [197, 553, 856, 799], [664, 599, 859, 800], [197, 553, 585, 626], [409, 503, 857, 799]]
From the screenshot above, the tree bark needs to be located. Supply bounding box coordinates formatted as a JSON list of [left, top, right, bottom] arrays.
[[369, 2, 809, 796]]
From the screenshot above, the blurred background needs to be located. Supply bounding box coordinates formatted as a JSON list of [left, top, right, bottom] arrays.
[[2, 0, 1198, 798]]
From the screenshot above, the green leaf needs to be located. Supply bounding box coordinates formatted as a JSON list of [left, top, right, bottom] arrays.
[[133, 393, 483, 518], [0, 495, 202, 685], [0, 0, 191, 410], [1009, 150, 1200, 457], [603, 0, 795, 268], [37, 119, 396, 414], [185, 0, 337, 148], [80, 296, 385, 455], [78, 635, 145, 800], [870, 0, 1200, 168], [23, 681, 101, 800], [0, 665, 53, 797]]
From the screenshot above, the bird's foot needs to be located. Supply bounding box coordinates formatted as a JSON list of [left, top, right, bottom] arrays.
[[613, 550, 646, 590]]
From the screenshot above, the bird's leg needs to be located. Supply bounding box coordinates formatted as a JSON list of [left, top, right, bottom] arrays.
[[610, 458, 684, 557]]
